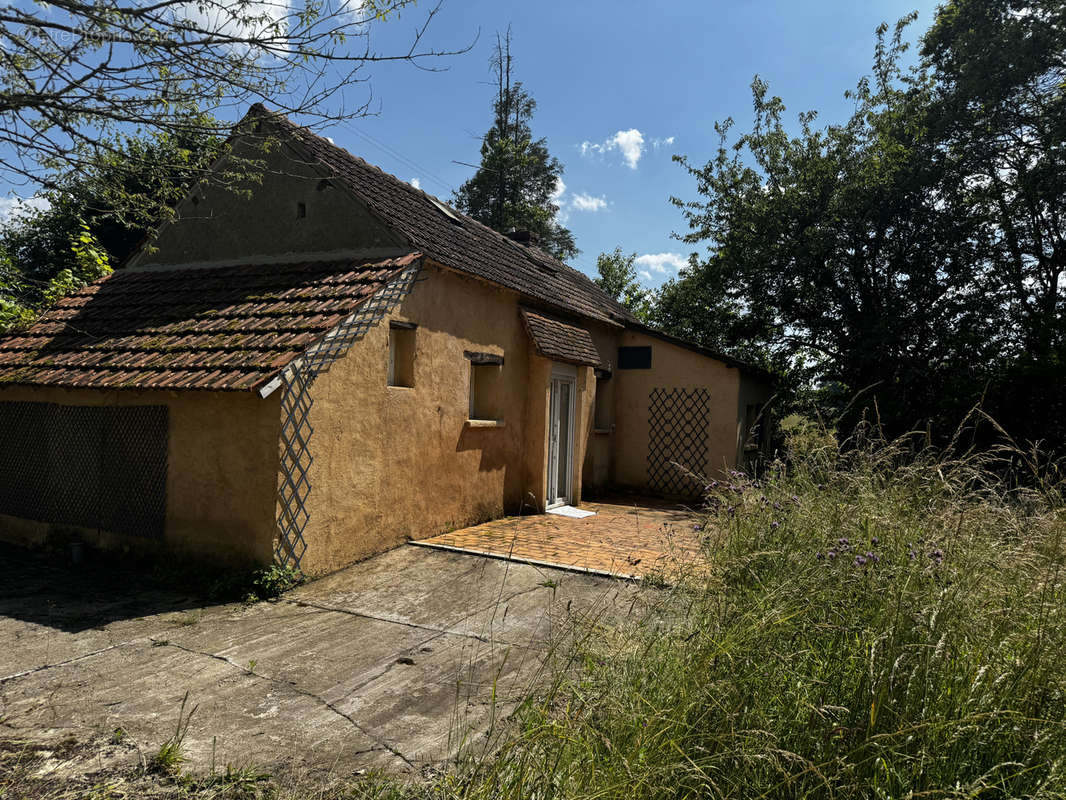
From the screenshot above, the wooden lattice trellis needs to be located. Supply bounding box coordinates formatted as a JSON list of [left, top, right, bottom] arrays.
[[274, 261, 422, 569], [646, 387, 710, 497]]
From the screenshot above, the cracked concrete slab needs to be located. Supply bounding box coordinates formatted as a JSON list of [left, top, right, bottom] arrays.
[[0, 543, 633, 780]]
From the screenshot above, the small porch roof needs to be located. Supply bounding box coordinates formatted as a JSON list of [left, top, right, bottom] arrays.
[[520, 308, 603, 368]]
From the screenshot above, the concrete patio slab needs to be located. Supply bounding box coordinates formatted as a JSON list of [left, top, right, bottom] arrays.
[[413, 496, 706, 579], [0, 543, 633, 782]]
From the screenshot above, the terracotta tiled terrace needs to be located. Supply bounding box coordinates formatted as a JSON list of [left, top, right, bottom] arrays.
[[412, 496, 707, 579]]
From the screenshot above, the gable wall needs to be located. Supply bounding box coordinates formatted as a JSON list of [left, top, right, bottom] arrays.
[[600, 329, 746, 494], [128, 138, 408, 269]]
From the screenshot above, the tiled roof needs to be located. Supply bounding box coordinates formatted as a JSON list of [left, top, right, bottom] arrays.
[[520, 308, 603, 368], [0, 254, 421, 391], [260, 107, 636, 328]]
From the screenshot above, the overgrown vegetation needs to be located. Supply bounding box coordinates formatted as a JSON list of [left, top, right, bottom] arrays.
[[366, 418, 1061, 798]]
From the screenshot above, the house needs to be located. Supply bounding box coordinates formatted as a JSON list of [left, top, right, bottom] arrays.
[[0, 106, 771, 575]]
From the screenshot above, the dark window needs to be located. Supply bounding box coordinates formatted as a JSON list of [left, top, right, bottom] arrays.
[[618, 346, 652, 369], [388, 323, 416, 387], [0, 402, 168, 538]]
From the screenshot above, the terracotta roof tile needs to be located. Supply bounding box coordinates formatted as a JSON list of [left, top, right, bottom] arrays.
[[520, 308, 604, 368], [0, 253, 422, 391]]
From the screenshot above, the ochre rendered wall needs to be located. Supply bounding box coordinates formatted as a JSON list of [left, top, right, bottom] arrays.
[[299, 262, 599, 575], [580, 323, 621, 493], [127, 139, 408, 269], [609, 329, 744, 492], [0, 386, 279, 565]]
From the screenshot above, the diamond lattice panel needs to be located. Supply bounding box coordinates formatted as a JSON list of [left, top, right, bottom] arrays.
[[646, 388, 710, 497]]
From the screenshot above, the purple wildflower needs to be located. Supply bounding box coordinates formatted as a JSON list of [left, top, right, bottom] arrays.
[[771, 521, 780, 528], [854, 555, 867, 567], [693, 524, 702, 532], [816, 552, 824, 560], [871, 537, 879, 545], [827, 550, 837, 560]]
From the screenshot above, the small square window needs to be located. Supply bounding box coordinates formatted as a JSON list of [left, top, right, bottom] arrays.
[[388, 324, 415, 387], [469, 362, 502, 420], [618, 345, 652, 369]]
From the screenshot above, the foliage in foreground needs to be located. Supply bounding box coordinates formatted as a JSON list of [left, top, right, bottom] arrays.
[[422, 420, 1066, 798]]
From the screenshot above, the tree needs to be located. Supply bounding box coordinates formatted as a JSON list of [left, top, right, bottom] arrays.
[[2, 125, 223, 290], [0, 125, 221, 332], [920, 0, 1066, 445], [669, 17, 998, 435], [667, 3, 1066, 445], [922, 0, 1066, 361], [453, 31, 577, 261], [0, 0, 462, 220], [595, 247, 654, 320], [0, 222, 112, 333]]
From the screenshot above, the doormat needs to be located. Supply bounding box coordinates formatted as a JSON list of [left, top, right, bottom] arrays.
[[546, 505, 596, 519]]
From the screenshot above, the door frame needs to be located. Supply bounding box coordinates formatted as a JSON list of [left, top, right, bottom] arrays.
[[546, 365, 577, 509]]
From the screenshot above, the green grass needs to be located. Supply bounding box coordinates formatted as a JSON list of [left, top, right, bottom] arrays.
[[388, 416, 1066, 799]]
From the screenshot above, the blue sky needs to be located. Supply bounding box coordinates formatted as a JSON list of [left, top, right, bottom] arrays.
[[1, 0, 943, 286], [336, 0, 943, 286]]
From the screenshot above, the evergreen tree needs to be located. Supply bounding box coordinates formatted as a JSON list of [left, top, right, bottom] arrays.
[[454, 31, 577, 261]]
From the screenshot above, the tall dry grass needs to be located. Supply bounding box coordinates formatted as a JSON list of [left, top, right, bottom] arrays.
[[379, 415, 1066, 799]]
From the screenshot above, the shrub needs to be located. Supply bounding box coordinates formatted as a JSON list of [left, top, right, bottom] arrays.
[[250, 564, 302, 600]]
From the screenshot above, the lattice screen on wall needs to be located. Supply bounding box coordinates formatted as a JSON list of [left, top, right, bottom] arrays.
[[274, 261, 422, 570], [647, 388, 710, 497], [0, 402, 168, 538]]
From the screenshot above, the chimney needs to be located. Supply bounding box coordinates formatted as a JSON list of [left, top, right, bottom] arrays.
[[505, 228, 539, 246]]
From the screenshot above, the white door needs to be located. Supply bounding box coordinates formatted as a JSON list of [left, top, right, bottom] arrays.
[[546, 375, 576, 508]]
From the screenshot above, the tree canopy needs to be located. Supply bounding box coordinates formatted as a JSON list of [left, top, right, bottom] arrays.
[[453, 31, 576, 261], [0, 0, 462, 221], [594, 247, 654, 320], [663, 0, 1065, 446], [0, 125, 222, 332]]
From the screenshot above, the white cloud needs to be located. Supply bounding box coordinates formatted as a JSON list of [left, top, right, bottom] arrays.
[[409, 177, 421, 190], [580, 128, 645, 169], [0, 194, 49, 222], [638, 270, 654, 282], [635, 252, 687, 276], [569, 192, 607, 212], [611, 129, 644, 169], [652, 136, 676, 148], [552, 179, 608, 222]]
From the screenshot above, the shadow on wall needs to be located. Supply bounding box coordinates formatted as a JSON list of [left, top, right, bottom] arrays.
[[454, 425, 527, 509], [0, 542, 215, 633]]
